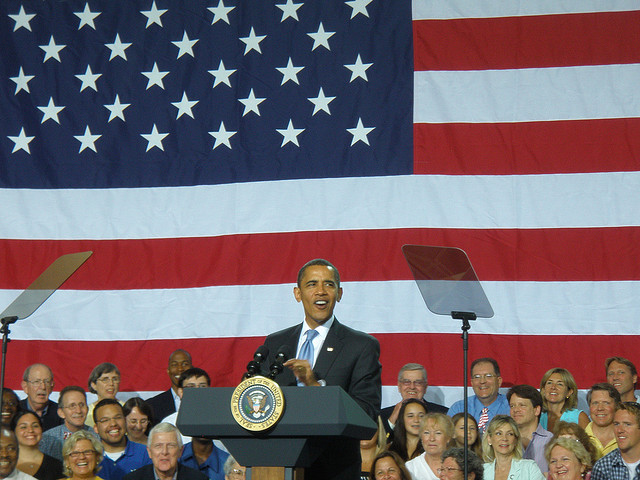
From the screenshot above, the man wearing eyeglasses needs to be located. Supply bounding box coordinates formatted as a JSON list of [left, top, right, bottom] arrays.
[[380, 363, 448, 439], [123, 423, 207, 480], [447, 357, 510, 433], [19, 363, 63, 432], [93, 398, 151, 480], [39, 385, 98, 461]]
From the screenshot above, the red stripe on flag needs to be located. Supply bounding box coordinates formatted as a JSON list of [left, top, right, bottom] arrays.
[[413, 11, 640, 71], [414, 118, 640, 175], [1, 226, 639, 289], [4, 333, 633, 392]]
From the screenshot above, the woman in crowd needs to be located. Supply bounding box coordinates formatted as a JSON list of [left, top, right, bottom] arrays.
[[370, 451, 412, 480], [451, 413, 483, 458], [539, 368, 589, 432], [360, 417, 387, 479], [1, 388, 19, 427], [86, 362, 121, 427], [406, 413, 454, 480], [482, 415, 545, 480], [545, 437, 592, 480], [553, 421, 597, 468], [439, 447, 484, 480], [387, 399, 427, 461], [123, 397, 153, 445], [12, 410, 63, 480], [62, 430, 104, 480]]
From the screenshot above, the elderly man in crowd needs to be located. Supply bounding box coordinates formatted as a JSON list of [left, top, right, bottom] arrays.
[[19, 364, 63, 432]]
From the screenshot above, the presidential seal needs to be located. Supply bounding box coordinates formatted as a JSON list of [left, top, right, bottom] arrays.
[[230, 376, 284, 431]]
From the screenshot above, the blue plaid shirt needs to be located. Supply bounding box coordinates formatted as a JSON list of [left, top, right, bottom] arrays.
[[592, 449, 640, 480]]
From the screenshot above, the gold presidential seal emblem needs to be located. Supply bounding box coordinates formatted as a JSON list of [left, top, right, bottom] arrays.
[[230, 376, 284, 431]]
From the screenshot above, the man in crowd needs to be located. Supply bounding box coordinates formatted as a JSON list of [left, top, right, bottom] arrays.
[[19, 363, 63, 431], [507, 384, 553, 473], [380, 363, 447, 437], [93, 398, 151, 480], [261, 258, 382, 480], [0, 426, 34, 480], [448, 357, 510, 433], [586, 382, 621, 460], [123, 423, 207, 480], [592, 401, 640, 480], [147, 350, 193, 423], [39, 385, 97, 460], [607, 357, 639, 403]]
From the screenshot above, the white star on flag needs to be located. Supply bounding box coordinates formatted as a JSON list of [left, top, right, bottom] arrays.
[[37, 98, 65, 124], [39, 36, 66, 63], [74, 126, 102, 153], [277, 0, 303, 22], [104, 95, 131, 123], [347, 118, 375, 146], [240, 27, 266, 55], [308, 87, 335, 115], [10, 67, 35, 95], [171, 92, 199, 119], [7, 128, 35, 154], [105, 34, 132, 61], [208, 0, 235, 25], [74, 4, 101, 30], [209, 122, 237, 150], [345, 0, 373, 19], [276, 57, 305, 85], [308, 22, 335, 51], [140, 1, 167, 28], [142, 63, 169, 90], [75, 65, 102, 92], [172, 31, 198, 59], [141, 124, 169, 152], [9, 5, 36, 32], [277, 120, 305, 147], [238, 89, 266, 116], [345, 54, 373, 82], [208, 60, 236, 88]]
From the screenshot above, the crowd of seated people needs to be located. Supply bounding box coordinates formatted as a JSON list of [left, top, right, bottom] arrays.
[[2, 352, 639, 480]]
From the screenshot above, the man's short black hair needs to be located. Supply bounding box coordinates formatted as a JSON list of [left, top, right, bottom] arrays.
[[178, 367, 211, 388], [93, 398, 124, 424], [297, 258, 340, 288], [471, 357, 501, 376], [507, 384, 543, 412], [587, 382, 622, 407]]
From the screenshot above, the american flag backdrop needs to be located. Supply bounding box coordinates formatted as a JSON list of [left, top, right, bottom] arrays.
[[1, 0, 639, 406]]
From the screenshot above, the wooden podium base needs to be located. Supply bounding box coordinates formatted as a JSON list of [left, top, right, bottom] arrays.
[[249, 467, 305, 480]]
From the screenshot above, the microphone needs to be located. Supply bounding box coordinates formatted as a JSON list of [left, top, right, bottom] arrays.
[[268, 345, 293, 380], [243, 345, 269, 379]]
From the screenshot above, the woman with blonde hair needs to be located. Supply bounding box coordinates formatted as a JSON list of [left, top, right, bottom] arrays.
[[61, 430, 104, 480], [482, 415, 544, 480], [539, 368, 589, 432], [545, 436, 592, 480], [405, 413, 454, 480]]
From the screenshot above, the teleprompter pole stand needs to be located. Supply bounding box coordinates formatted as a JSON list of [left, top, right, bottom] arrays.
[[452, 311, 477, 480], [0, 316, 18, 418]]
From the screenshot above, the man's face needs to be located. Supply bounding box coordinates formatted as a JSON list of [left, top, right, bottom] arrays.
[[398, 370, 427, 401], [0, 430, 18, 479], [589, 390, 616, 427], [93, 404, 126, 448], [438, 456, 472, 480], [0, 393, 18, 427], [613, 409, 640, 453], [509, 394, 540, 428], [58, 391, 88, 430], [177, 375, 209, 399], [607, 361, 637, 398], [294, 265, 342, 329], [20, 365, 53, 409], [167, 351, 192, 388], [148, 431, 182, 476], [470, 361, 502, 404]]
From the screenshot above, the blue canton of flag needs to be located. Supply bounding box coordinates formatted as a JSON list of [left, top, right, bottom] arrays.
[[0, 0, 413, 188]]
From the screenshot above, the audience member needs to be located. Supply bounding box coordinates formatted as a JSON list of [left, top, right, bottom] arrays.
[[482, 415, 545, 480], [123, 423, 207, 480], [12, 411, 63, 480], [370, 451, 411, 480], [552, 421, 598, 467], [92, 399, 151, 480], [0, 426, 36, 480], [61, 430, 104, 480], [87, 363, 121, 428], [146, 350, 193, 423], [19, 364, 63, 432], [405, 413, 454, 480], [1, 389, 19, 428], [508, 385, 553, 474], [539, 368, 589, 431], [448, 358, 509, 434], [222, 456, 245, 480], [606, 357, 639, 403], [387, 399, 427, 462], [439, 447, 484, 480], [360, 417, 388, 478], [123, 398, 153, 445], [585, 383, 621, 460], [40, 386, 97, 461], [380, 364, 447, 439], [591, 401, 640, 480], [451, 413, 483, 458], [545, 437, 592, 480]]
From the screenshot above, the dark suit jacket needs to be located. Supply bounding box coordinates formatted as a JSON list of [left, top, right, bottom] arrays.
[[146, 388, 176, 422], [123, 464, 208, 480], [19, 398, 63, 431], [262, 318, 382, 419], [380, 398, 449, 440]]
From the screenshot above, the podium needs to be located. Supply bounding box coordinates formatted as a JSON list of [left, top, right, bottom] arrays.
[[177, 385, 377, 480]]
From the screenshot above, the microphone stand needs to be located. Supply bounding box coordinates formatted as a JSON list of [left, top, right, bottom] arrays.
[[0, 316, 18, 417]]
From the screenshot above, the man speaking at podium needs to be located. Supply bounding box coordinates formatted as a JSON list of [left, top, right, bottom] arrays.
[[261, 258, 382, 479]]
